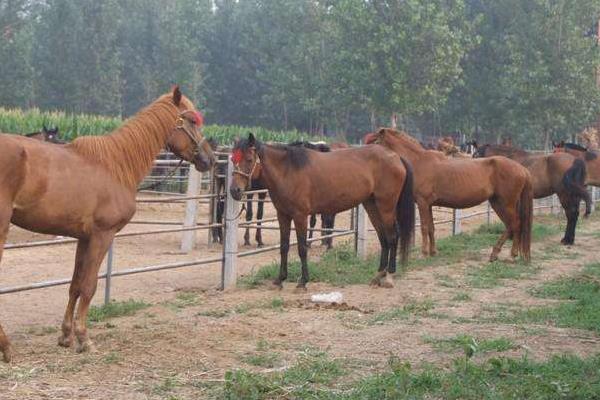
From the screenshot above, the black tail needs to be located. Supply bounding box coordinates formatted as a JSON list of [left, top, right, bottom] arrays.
[[563, 158, 591, 217], [397, 157, 415, 266]]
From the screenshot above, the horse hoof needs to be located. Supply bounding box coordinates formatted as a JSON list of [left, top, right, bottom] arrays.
[[76, 340, 96, 354], [2, 347, 11, 363], [369, 278, 381, 288], [489, 255, 498, 262], [272, 280, 283, 290], [257, 243, 264, 248], [295, 284, 307, 292], [381, 273, 395, 288], [58, 335, 73, 348]]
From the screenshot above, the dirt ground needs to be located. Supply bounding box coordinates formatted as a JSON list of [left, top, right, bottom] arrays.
[[1, 196, 597, 399]]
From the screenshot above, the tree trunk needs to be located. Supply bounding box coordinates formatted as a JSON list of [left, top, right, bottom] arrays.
[[390, 112, 398, 128], [370, 109, 377, 131]]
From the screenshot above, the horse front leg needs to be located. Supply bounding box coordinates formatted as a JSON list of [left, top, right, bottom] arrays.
[[0, 205, 13, 362], [244, 194, 253, 246], [72, 231, 115, 353], [274, 212, 291, 288], [293, 215, 310, 290], [255, 192, 265, 247], [416, 202, 431, 256], [58, 239, 89, 348]]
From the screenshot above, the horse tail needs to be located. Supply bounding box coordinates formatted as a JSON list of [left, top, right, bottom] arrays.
[[397, 157, 415, 265], [519, 177, 533, 263], [563, 158, 591, 217]]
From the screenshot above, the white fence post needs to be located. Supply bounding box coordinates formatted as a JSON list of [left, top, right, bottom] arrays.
[[222, 158, 239, 290], [591, 187, 597, 213], [104, 242, 114, 305], [180, 168, 201, 253], [355, 204, 367, 260], [452, 209, 461, 235]]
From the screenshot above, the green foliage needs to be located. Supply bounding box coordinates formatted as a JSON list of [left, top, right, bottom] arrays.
[[224, 349, 344, 399], [0, 107, 322, 143], [423, 334, 516, 354], [511, 263, 600, 332], [87, 299, 150, 323]]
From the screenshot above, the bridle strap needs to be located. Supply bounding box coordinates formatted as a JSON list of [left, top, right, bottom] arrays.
[[174, 110, 207, 157]]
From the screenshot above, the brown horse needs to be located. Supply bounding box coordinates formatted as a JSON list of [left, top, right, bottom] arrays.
[[229, 133, 415, 289], [475, 143, 591, 245], [553, 141, 600, 186], [365, 128, 533, 262], [0, 86, 215, 363]]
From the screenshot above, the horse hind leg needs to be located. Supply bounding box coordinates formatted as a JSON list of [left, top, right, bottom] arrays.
[[558, 193, 578, 245], [0, 205, 13, 362], [362, 199, 389, 287], [488, 199, 514, 261], [58, 239, 88, 348]]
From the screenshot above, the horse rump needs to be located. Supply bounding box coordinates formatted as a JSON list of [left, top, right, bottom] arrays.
[[562, 158, 592, 217]]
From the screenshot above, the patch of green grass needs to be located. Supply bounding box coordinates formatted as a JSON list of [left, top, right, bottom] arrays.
[[269, 297, 284, 310], [103, 351, 121, 364], [88, 299, 150, 323], [239, 245, 374, 288], [196, 309, 230, 318], [506, 263, 600, 332], [451, 291, 472, 302], [435, 273, 458, 288], [345, 354, 600, 399], [466, 260, 538, 288], [163, 291, 201, 311], [241, 352, 281, 368], [152, 376, 180, 395], [369, 299, 435, 325], [422, 334, 517, 354], [224, 349, 344, 399]]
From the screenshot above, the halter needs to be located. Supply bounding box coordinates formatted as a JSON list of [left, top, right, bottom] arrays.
[[174, 110, 207, 158], [232, 149, 260, 187]]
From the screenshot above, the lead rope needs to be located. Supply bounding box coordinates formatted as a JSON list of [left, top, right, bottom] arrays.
[[137, 159, 184, 192]]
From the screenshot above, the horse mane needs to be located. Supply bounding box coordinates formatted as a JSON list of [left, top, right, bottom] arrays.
[[563, 142, 588, 152], [70, 93, 190, 190], [288, 140, 331, 153], [378, 128, 425, 151], [236, 138, 310, 169], [481, 144, 529, 158]]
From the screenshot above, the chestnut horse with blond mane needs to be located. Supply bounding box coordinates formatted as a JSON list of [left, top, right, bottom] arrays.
[[366, 128, 533, 262], [0, 86, 215, 363]]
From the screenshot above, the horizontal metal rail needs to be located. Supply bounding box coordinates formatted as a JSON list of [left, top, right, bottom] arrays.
[[0, 255, 224, 295], [238, 230, 355, 258]]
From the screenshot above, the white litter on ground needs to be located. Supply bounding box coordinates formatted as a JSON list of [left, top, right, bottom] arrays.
[[310, 291, 343, 304]]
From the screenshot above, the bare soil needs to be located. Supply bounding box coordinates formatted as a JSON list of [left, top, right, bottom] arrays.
[[1, 197, 598, 399]]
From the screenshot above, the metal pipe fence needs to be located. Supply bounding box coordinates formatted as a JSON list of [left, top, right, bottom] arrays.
[[2, 151, 600, 301]]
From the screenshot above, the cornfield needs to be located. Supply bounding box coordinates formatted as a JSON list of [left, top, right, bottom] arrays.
[[0, 107, 323, 144]]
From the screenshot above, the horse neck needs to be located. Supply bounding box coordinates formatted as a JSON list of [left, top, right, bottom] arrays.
[[257, 145, 291, 191], [70, 100, 175, 191], [382, 134, 425, 165]]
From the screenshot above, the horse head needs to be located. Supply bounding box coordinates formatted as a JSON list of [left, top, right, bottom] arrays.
[[229, 133, 262, 201], [166, 85, 216, 172]]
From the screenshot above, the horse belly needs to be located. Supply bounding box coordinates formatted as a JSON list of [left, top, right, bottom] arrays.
[[434, 186, 492, 209]]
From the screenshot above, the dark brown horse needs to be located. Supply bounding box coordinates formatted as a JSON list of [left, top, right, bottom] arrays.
[[0, 86, 215, 363], [365, 128, 533, 262], [553, 141, 600, 186], [25, 126, 66, 144], [230, 133, 415, 289], [475, 143, 591, 244]]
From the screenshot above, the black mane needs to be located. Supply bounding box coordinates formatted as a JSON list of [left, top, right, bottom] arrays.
[[234, 138, 310, 169], [563, 142, 588, 152], [288, 140, 331, 153]]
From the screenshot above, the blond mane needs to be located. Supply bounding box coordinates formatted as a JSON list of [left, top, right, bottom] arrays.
[[70, 93, 194, 190]]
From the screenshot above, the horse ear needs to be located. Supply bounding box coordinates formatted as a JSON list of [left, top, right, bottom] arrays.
[[248, 132, 256, 147], [172, 85, 182, 106]]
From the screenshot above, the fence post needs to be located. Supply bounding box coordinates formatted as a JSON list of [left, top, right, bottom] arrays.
[[180, 167, 201, 253], [222, 158, 239, 290], [355, 204, 367, 260], [208, 167, 216, 246], [452, 208, 461, 235], [551, 194, 557, 215], [591, 187, 597, 213], [104, 242, 114, 305], [486, 202, 491, 225]]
